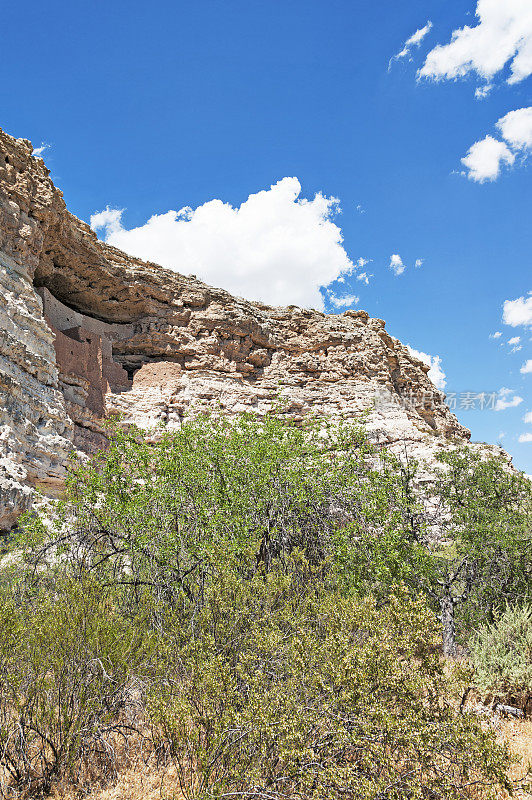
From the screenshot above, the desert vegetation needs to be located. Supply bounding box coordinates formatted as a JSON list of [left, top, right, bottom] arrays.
[[1, 413, 532, 798]]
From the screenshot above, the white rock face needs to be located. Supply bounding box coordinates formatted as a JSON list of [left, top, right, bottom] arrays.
[[0, 250, 73, 528], [0, 126, 477, 531]]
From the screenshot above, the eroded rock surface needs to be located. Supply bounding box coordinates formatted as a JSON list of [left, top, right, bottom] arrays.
[[0, 126, 472, 531]]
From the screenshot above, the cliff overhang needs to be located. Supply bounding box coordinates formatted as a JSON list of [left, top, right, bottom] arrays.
[[0, 127, 470, 531]]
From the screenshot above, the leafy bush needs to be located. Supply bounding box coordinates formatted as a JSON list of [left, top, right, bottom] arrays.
[[348, 445, 532, 655], [15, 414, 427, 620], [470, 603, 532, 696], [0, 580, 152, 797], [148, 566, 512, 800]]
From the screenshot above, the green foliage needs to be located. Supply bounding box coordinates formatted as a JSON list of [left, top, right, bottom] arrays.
[[148, 567, 511, 800], [0, 579, 153, 796], [434, 448, 532, 630], [470, 603, 532, 696], [341, 444, 532, 654], [2, 413, 527, 797], [16, 413, 422, 615], [331, 449, 434, 599]]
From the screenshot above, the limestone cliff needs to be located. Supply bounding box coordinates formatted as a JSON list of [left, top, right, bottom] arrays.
[[0, 127, 471, 531]]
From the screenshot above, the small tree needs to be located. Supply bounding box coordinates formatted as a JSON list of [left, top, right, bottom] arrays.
[[330, 445, 532, 656], [431, 448, 532, 654], [14, 414, 403, 617]]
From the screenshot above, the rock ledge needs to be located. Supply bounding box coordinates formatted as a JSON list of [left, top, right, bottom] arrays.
[[0, 127, 470, 530]]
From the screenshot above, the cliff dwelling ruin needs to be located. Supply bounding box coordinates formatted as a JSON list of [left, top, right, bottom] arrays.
[[36, 287, 134, 448]]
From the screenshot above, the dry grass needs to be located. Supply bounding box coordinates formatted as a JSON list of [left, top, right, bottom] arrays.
[[51, 760, 184, 800], [494, 718, 532, 799]]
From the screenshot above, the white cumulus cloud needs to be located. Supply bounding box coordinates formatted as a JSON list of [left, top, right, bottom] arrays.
[[90, 207, 124, 237], [490, 331, 502, 338], [521, 359, 532, 374], [507, 335, 522, 352], [418, 0, 532, 88], [503, 293, 532, 327], [461, 135, 515, 182], [90, 178, 358, 310], [461, 107, 532, 182], [337, 256, 370, 284], [497, 107, 532, 149], [475, 83, 493, 99], [326, 292, 359, 309], [389, 21, 433, 68], [32, 142, 51, 158], [518, 432, 532, 443], [406, 345, 447, 390], [389, 254, 406, 276], [523, 411, 532, 424], [495, 387, 524, 410]]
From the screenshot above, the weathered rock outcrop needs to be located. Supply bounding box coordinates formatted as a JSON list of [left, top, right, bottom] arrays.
[[0, 126, 471, 531]]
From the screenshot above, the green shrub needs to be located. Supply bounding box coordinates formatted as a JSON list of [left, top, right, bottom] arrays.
[[470, 603, 532, 695], [148, 564, 512, 800], [14, 414, 428, 620], [0, 580, 152, 797]]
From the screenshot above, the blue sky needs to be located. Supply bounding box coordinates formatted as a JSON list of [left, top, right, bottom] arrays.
[[2, 0, 531, 472]]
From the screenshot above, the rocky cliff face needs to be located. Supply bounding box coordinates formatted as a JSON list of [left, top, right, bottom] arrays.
[[0, 127, 471, 531]]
